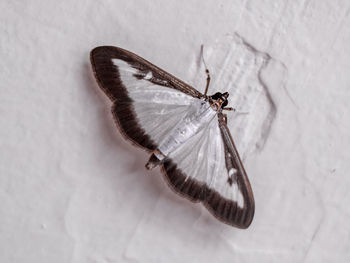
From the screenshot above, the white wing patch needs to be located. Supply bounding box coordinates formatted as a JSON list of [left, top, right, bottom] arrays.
[[168, 114, 245, 208], [112, 58, 197, 146], [228, 168, 237, 177], [144, 71, 153, 80]]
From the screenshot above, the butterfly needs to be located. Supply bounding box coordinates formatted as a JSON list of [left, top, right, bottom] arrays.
[[90, 46, 255, 228]]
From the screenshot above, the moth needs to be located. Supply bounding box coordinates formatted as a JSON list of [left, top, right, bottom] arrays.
[[90, 46, 255, 228]]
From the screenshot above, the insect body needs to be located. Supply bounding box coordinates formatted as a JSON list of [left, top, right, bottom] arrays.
[[90, 46, 254, 228], [146, 93, 229, 169]]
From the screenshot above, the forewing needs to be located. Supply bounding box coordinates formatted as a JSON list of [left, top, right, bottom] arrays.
[[162, 113, 254, 228], [204, 113, 255, 228], [90, 46, 204, 150]]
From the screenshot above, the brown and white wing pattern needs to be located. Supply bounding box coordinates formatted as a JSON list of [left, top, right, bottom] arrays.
[[162, 113, 254, 228], [90, 46, 204, 150], [205, 113, 255, 228], [90, 46, 254, 228]]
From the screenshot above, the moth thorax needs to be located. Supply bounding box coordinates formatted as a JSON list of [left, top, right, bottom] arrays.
[[210, 92, 229, 108]]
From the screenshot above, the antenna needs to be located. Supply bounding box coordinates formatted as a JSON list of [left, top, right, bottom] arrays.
[[201, 45, 211, 96]]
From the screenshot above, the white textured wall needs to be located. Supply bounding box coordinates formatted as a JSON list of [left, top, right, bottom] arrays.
[[1, 0, 350, 262]]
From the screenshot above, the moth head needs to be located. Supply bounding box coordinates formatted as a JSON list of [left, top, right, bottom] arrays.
[[210, 92, 229, 108]]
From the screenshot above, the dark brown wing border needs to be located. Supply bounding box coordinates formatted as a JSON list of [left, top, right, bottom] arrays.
[[161, 159, 206, 203], [90, 47, 154, 150]]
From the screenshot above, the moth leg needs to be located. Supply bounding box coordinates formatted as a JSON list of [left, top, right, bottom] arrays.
[[223, 107, 235, 111], [201, 45, 211, 96]]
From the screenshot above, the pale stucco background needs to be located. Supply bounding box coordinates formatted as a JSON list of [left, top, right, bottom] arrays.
[[1, 0, 350, 262]]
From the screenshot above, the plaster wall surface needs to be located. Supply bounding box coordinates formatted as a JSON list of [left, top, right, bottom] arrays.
[[1, 0, 350, 262]]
